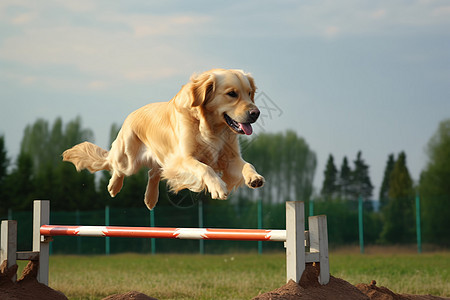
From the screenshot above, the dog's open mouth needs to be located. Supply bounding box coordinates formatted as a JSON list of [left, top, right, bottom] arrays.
[[224, 114, 253, 135]]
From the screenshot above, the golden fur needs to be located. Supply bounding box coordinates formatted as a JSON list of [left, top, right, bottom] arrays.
[[63, 69, 265, 209]]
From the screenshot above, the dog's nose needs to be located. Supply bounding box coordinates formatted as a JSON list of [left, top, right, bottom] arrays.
[[248, 108, 260, 123]]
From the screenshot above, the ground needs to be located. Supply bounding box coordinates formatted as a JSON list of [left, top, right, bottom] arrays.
[[1, 260, 449, 300]]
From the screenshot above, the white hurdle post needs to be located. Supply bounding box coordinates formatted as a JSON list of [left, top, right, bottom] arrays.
[[33, 200, 50, 285], [0, 201, 49, 284], [1, 220, 18, 282], [309, 214, 329, 284], [285, 201, 330, 285], [285, 201, 305, 283]]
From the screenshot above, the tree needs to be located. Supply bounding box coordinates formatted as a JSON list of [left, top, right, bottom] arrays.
[[238, 130, 317, 203], [379, 154, 395, 209], [350, 151, 373, 201], [321, 154, 338, 199], [419, 119, 450, 245], [4, 152, 35, 210], [380, 152, 415, 243], [0, 135, 8, 182], [5, 117, 99, 210], [20, 117, 94, 171], [338, 156, 352, 199], [0, 135, 10, 214]]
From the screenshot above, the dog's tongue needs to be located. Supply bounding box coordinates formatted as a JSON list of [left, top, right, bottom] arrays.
[[239, 123, 253, 135]]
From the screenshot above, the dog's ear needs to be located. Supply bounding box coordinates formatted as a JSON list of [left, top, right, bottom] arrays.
[[245, 73, 257, 101], [190, 72, 216, 107]]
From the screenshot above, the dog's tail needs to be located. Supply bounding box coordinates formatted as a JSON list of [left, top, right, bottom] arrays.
[[62, 142, 110, 173]]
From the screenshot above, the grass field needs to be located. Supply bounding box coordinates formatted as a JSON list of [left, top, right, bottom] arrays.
[[18, 248, 450, 300]]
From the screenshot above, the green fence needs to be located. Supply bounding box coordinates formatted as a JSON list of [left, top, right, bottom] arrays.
[[2, 195, 449, 255]]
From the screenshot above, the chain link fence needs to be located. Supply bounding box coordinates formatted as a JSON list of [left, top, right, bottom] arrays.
[[2, 195, 448, 255]]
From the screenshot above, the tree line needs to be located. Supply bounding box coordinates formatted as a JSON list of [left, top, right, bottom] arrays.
[[0, 117, 317, 211], [1, 117, 449, 246], [318, 119, 450, 246]]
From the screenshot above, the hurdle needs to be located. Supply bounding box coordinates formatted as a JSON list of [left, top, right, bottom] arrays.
[[1, 200, 329, 286]]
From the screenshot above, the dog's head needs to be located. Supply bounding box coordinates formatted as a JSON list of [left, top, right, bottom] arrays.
[[189, 69, 260, 136]]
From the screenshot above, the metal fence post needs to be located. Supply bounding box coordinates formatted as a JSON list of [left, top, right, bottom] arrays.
[[150, 209, 156, 255], [105, 205, 110, 255], [257, 199, 263, 254], [198, 198, 204, 254], [76, 209, 81, 254], [309, 198, 314, 217], [358, 196, 364, 254], [416, 193, 422, 254]]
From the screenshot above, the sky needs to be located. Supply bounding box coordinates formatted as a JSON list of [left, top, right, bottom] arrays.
[[1, 0, 449, 199]]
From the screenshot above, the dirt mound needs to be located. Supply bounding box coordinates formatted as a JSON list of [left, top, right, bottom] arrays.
[[0, 260, 67, 300], [356, 280, 450, 300], [253, 264, 369, 300], [254, 264, 450, 300], [102, 291, 158, 300]]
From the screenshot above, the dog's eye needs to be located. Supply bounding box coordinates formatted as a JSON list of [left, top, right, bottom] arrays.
[[227, 91, 238, 98]]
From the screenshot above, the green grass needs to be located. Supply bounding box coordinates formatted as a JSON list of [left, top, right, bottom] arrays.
[[47, 253, 285, 300], [17, 249, 450, 300], [330, 250, 450, 297]]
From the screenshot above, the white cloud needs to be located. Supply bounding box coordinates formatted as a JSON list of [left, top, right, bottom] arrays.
[[121, 15, 211, 38], [432, 5, 450, 17], [88, 80, 109, 90], [282, 1, 450, 38], [371, 9, 386, 20], [1, 0, 450, 92], [0, 22, 207, 88], [11, 12, 37, 25], [324, 26, 340, 38], [0, 2, 218, 90], [56, 0, 97, 13]]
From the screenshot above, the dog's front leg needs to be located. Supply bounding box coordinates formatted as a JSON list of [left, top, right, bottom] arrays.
[[222, 157, 265, 191], [242, 162, 265, 188], [182, 156, 228, 199]]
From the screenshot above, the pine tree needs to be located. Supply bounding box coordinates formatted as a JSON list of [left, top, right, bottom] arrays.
[[388, 152, 414, 200], [338, 156, 351, 199], [379, 154, 395, 209], [0, 136, 8, 182], [321, 154, 338, 199], [350, 151, 373, 201], [380, 151, 415, 243], [0, 135, 10, 214]]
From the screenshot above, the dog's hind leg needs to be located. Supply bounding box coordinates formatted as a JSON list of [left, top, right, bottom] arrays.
[[108, 171, 124, 197], [105, 128, 142, 198], [144, 167, 161, 210]]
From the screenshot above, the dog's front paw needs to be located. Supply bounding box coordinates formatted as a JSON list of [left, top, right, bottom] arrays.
[[246, 174, 265, 189], [207, 179, 228, 200]]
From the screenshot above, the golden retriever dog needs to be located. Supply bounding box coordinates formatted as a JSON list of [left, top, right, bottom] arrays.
[[63, 69, 265, 209]]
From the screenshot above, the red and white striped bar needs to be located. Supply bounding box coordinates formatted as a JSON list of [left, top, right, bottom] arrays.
[[40, 225, 286, 242]]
